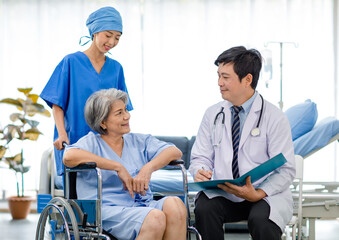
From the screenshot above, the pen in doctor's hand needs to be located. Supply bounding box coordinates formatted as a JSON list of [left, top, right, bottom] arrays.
[[201, 167, 212, 180]]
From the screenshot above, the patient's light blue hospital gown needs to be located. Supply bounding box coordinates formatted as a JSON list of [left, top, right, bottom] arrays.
[[40, 51, 133, 176], [66, 132, 173, 240]]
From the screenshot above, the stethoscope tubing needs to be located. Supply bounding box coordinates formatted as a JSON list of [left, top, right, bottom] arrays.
[[255, 94, 264, 129], [214, 107, 225, 125], [213, 94, 264, 144]]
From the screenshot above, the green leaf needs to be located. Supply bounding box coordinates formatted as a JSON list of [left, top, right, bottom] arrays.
[[11, 165, 30, 173], [24, 128, 42, 141], [5, 153, 22, 163], [41, 109, 51, 117], [17, 88, 32, 95], [3, 125, 22, 143], [9, 113, 24, 122], [16, 117, 40, 128], [24, 119, 39, 128], [28, 94, 39, 103], [0, 98, 23, 108], [0, 146, 6, 158], [26, 103, 51, 117]]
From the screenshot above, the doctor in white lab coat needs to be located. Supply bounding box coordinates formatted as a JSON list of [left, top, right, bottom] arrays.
[[189, 46, 295, 240]]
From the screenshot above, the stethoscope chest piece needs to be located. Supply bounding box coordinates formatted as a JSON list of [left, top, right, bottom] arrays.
[[251, 127, 260, 137], [213, 94, 264, 145]]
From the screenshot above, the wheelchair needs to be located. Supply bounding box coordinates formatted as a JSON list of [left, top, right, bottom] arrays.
[[35, 158, 201, 240]]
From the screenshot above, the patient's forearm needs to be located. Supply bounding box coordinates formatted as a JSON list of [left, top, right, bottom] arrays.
[[145, 146, 182, 172], [63, 148, 123, 171]]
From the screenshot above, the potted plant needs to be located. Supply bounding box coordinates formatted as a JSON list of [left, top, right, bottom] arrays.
[[0, 88, 51, 219]]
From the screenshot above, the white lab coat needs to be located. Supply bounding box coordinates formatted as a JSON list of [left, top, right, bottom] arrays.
[[189, 94, 296, 231]]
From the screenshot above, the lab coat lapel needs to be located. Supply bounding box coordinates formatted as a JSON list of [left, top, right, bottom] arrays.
[[239, 95, 262, 150]]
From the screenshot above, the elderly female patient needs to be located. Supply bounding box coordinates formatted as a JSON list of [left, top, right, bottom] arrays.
[[63, 88, 187, 240]]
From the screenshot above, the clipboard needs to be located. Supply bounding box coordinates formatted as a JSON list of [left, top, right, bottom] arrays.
[[188, 153, 287, 191]]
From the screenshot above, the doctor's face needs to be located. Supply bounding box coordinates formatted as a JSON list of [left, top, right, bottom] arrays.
[[101, 100, 130, 137], [93, 30, 121, 53], [218, 63, 251, 106]]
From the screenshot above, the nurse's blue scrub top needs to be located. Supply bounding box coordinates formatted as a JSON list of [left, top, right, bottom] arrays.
[[40, 51, 133, 175]]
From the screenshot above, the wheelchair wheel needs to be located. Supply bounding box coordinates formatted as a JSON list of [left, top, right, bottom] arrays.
[[35, 197, 80, 240]]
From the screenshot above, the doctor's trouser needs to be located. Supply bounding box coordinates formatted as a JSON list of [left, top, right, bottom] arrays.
[[194, 192, 282, 240]]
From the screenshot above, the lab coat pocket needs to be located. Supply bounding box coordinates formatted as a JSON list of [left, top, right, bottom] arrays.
[[244, 136, 267, 164]]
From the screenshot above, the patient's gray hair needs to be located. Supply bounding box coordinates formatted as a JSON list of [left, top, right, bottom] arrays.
[[84, 88, 129, 135]]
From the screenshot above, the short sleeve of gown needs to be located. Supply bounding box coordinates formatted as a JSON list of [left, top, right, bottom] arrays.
[[140, 134, 174, 162], [65, 132, 100, 155]]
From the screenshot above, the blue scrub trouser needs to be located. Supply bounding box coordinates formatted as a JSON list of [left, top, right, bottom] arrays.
[[194, 192, 282, 240]]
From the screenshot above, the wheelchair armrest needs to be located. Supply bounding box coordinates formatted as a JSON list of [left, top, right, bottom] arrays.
[[66, 162, 97, 172], [162, 159, 185, 170], [74, 162, 97, 169], [168, 159, 184, 166]]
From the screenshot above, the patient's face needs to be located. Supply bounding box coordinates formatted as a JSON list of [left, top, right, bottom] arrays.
[[101, 100, 130, 136], [217, 63, 250, 105]]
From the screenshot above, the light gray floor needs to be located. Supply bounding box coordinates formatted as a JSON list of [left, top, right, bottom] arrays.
[[0, 213, 39, 240], [0, 212, 339, 240]]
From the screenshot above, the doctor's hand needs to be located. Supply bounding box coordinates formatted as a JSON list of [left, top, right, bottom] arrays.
[[133, 165, 152, 196], [217, 176, 267, 202], [194, 168, 213, 182], [116, 164, 134, 198]]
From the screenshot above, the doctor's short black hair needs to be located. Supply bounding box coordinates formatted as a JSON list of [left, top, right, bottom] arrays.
[[214, 46, 262, 90]]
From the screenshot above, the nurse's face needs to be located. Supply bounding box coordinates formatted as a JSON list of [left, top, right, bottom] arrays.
[[217, 62, 253, 106], [101, 100, 130, 136], [93, 30, 121, 53]]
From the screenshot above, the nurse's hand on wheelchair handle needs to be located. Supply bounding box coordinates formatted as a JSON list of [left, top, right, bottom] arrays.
[[54, 135, 69, 150]]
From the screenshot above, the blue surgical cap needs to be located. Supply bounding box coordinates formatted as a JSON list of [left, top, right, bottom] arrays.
[[86, 6, 123, 39]]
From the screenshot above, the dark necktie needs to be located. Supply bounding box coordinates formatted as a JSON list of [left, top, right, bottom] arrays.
[[232, 106, 243, 179]]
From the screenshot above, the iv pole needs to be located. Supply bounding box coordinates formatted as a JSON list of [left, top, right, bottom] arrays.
[[264, 41, 298, 110]]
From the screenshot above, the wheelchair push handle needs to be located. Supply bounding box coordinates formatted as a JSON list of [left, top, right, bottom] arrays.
[[62, 141, 68, 148]]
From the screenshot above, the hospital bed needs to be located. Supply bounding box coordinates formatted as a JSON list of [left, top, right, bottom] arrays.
[[285, 99, 339, 240], [294, 130, 339, 240]]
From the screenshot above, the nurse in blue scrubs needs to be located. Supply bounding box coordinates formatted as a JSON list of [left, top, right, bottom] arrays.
[[40, 6, 133, 177], [63, 88, 187, 240]]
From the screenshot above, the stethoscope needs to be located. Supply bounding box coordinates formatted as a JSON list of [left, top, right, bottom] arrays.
[[212, 94, 264, 146]]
